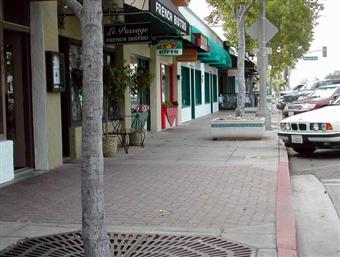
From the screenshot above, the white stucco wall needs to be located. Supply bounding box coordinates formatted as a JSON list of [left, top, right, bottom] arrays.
[[0, 141, 14, 184], [179, 62, 218, 123]]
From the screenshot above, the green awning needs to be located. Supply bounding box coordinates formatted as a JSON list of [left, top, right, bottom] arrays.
[[189, 25, 232, 68], [199, 39, 231, 68]]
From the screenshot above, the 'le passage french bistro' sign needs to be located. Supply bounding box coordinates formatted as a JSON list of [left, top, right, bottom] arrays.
[[104, 23, 151, 44]]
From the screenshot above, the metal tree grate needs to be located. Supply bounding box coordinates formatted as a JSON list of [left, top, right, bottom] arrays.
[[0, 231, 256, 257]]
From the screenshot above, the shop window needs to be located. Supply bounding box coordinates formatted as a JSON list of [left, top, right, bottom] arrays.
[[4, 0, 30, 26], [130, 56, 150, 107], [212, 74, 218, 102], [181, 66, 190, 107], [69, 44, 83, 123], [204, 72, 210, 103], [195, 70, 202, 105]]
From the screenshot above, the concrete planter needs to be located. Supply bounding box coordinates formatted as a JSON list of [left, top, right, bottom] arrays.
[[211, 117, 265, 139]]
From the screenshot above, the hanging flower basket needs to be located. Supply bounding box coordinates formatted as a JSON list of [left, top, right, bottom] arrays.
[[165, 107, 177, 126]]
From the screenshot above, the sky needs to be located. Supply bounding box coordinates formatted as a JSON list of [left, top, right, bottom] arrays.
[[188, 0, 340, 88]]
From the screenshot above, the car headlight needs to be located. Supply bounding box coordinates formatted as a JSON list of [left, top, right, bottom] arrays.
[[301, 103, 316, 110], [280, 123, 291, 130], [312, 123, 319, 131], [310, 123, 333, 131]]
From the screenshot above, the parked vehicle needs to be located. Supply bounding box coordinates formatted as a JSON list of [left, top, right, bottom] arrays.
[[282, 85, 340, 118], [276, 84, 305, 110], [283, 79, 340, 104], [278, 97, 340, 154]]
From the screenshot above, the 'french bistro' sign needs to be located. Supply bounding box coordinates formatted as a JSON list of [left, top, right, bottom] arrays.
[[149, 0, 190, 35], [104, 23, 151, 44]]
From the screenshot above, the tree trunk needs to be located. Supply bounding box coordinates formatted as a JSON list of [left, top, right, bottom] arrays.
[[65, 0, 111, 257], [236, 14, 246, 117]]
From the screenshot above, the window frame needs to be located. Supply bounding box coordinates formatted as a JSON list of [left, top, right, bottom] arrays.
[[181, 66, 190, 108]]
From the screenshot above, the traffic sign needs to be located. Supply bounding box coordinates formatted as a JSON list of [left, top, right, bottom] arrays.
[[302, 56, 318, 61], [246, 18, 278, 44]]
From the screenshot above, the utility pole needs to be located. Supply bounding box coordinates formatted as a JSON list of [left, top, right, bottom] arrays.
[[257, 0, 271, 129]]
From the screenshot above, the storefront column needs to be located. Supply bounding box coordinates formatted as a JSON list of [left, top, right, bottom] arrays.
[[31, 1, 62, 170], [150, 46, 162, 132]]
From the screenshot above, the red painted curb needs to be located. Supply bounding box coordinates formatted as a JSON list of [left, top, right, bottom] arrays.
[[276, 160, 298, 257]]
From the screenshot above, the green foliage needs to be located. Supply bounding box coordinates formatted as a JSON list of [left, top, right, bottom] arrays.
[[103, 63, 134, 105], [206, 0, 258, 51], [206, 0, 322, 77], [267, 0, 322, 76], [163, 100, 178, 108], [130, 67, 154, 95]]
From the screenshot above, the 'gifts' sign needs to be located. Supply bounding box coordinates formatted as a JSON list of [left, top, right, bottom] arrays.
[[104, 23, 151, 44], [156, 39, 183, 56]]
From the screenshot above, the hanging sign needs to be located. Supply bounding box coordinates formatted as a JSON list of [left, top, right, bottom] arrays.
[[157, 39, 183, 56], [104, 23, 151, 44], [194, 34, 209, 52], [176, 49, 198, 62]]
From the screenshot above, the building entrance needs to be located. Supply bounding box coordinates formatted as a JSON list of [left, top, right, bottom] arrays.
[[4, 30, 34, 170]]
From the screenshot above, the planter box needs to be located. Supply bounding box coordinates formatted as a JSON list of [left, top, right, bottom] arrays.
[[211, 117, 265, 139]]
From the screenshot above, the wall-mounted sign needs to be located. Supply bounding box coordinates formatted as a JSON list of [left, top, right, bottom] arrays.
[[104, 23, 151, 44], [194, 34, 209, 52], [176, 49, 198, 62], [228, 69, 238, 77], [46, 51, 65, 92], [157, 39, 183, 56], [149, 0, 190, 35]]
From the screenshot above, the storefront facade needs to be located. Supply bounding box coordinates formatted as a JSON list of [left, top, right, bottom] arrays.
[[178, 7, 231, 123], [0, 0, 235, 185]]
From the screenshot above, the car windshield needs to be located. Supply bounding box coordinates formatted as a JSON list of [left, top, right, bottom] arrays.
[[308, 86, 338, 99]]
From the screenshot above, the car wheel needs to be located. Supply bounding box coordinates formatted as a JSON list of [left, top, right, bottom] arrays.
[[292, 146, 316, 155]]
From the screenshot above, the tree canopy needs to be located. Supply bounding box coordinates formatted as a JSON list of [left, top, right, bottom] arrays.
[[206, 0, 322, 77]]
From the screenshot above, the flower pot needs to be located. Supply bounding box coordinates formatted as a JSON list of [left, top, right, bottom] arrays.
[[165, 107, 177, 126], [103, 135, 118, 157], [210, 116, 265, 139]]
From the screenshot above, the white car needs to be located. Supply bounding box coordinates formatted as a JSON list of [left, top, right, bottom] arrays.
[[278, 97, 340, 154]]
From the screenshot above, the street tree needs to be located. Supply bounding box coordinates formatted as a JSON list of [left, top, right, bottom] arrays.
[[206, 0, 321, 102], [64, 0, 111, 257], [267, 0, 321, 77], [207, 0, 256, 117]]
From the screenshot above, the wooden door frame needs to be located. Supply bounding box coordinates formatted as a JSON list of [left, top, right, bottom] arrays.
[[3, 29, 34, 168], [160, 63, 174, 129]]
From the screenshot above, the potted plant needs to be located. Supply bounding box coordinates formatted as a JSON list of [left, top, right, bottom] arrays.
[[130, 66, 154, 99], [129, 67, 154, 145], [102, 63, 134, 157], [163, 100, 178, 127]]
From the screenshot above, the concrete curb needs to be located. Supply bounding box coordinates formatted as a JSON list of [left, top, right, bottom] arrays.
[[276, 146, 298, 257]]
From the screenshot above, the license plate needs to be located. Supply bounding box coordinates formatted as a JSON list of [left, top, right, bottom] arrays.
[[291, 135, 303, 144], [288, 112, 294, 117]]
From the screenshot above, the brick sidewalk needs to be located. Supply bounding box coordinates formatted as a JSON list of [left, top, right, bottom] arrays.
[[0, 110, 281, 256]]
